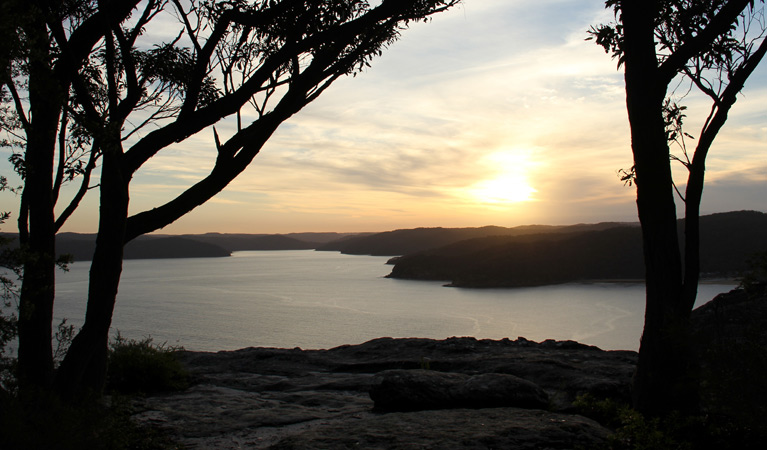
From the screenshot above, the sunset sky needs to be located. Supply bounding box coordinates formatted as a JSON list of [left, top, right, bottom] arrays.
[[2, 0, 766, 234]]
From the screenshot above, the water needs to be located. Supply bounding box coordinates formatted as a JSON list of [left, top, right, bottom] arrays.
[[53, 250, 735, 352]]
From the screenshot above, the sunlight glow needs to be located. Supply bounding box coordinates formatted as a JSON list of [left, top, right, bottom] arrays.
[[469, 151, 538, 204], [472, 176, 537, 203]]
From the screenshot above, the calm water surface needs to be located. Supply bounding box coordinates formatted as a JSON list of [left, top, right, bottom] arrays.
[[54, 250, 734, 351]]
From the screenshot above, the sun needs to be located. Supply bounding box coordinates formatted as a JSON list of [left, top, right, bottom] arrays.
[[471, 175, 537, 204], [468, 150, 538, 204]]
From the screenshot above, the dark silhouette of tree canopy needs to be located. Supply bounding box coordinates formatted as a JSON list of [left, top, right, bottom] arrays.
[[590, 0, 767, 416], [1, 0, 459, 398]]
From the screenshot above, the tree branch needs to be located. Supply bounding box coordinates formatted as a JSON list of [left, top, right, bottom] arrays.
[[102, 31, 119, 121], [123, 111, 284, 241], [17, 186, 28, 244], [51, 0, 141, 77], [114, 26, 141, 124], [128, 0, 164, 46], [659, 0, 754, 83], [177, 10, 232, 119], [172, 0, 202, 55], [123, 42, 346, 240], [3, 78, 30, 133], [680, 33, 767, 313], [53, 106, 69, 205], [54, 145, 100, 232], [124, 1, 447, 175], [47, 21, 104, 127]]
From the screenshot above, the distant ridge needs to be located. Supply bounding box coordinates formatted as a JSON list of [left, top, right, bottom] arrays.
[[316, 222, 637, 256], [2, 211, 762, 274], [177, 233, 317, 252], [55, 235, 232, 261], [47, 231, 362, 261], [178, 231, 360, 250], [386, 210, 767, 287]]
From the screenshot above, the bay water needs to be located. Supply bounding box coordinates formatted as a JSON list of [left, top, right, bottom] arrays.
[[53, 250, 735, 352]]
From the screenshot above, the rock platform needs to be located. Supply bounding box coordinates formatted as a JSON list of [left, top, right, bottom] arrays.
[[132, 336, 637, 449]]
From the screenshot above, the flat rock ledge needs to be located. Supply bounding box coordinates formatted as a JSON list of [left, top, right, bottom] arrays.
[[132, 337, 637, 449], [369, 370, 550, 411]]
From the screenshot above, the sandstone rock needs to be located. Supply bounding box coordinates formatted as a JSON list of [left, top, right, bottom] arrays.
[[133, 337, 634, 449], [369, 369, 549, 411], [268, 408, 609, 450]]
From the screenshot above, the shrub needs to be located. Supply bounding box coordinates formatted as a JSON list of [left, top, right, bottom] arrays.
[[0, 333, 187, 450], [573, 394, 763, 450], [739, 250, 767, 296], [107, 334, 189, 394]]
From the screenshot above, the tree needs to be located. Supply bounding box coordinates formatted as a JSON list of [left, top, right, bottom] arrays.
[[590, 0, 767, 416], [1, 0, 459, 398]]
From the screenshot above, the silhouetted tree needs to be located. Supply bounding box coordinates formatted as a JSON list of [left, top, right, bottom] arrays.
[[590, 0, 766, 416], [1, 0, 459, 398]]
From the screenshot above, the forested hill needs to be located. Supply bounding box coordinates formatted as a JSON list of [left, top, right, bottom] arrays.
[[2, 211, 763, 268], [315, 223, 633, 256], [44, 232, 356, 261], [178, 232, 356, 251], [55, 234, 233, 261], [386, 211, 767, 287]]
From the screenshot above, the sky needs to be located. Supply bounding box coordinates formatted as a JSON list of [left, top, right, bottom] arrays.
[[2, 0, 766, 234]]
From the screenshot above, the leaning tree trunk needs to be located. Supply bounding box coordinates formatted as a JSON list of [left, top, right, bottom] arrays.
[[15, 14, 61, 392], [54, 144, 129, 399], [621, 1, 699, 416]]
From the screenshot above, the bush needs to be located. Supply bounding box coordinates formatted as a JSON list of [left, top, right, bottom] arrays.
[[107, 334, 189, 394], [740, 250, 767, 295], [573, 394, 763, 450], [0, 333, 188, 450]]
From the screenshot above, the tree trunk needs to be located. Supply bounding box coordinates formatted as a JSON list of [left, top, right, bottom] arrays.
[[621, 0, 699, 416], [15, 13, 61, 392], [54, 143, 128, 399]]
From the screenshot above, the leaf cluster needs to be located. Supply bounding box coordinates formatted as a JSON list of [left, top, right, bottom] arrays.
[[588, 2, 624, 67], [589, 0, 765, 72]]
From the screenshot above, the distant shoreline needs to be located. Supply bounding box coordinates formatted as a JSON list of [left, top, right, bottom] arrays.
[[570, 278, 739, 285], [443, 277, 740, 289]]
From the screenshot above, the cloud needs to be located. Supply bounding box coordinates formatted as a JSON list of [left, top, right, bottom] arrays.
[[22, 0, 761, 234], [701, 166, 767, 214]]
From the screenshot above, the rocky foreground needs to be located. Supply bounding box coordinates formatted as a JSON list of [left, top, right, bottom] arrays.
[[132, 287, 766, 449], [133, 337, 635, 449]]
